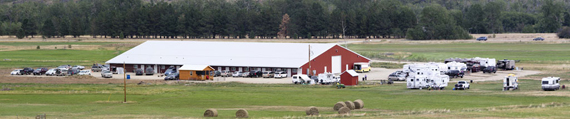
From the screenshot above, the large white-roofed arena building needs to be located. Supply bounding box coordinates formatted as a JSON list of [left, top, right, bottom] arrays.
[[106, 41, 370, 77]]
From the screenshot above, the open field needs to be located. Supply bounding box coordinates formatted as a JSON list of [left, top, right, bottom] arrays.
[[1, 33, 570, 118], [1, 79, 570, 118]]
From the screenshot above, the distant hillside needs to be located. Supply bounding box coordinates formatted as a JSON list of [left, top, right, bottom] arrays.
[[0, 0, 178, 5]]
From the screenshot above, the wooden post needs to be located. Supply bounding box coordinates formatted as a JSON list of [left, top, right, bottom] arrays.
[[123, 62, 126, 103], [308, 45, 311, 76]]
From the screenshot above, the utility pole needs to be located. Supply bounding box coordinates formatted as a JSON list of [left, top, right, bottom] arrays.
[[123, 62, 126, 103], [308, 45, 311, 76]]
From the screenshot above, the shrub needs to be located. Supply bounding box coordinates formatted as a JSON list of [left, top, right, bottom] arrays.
[[557, 26, 570, 38]]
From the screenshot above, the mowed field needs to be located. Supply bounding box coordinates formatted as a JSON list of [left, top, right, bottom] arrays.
[[1, 35, 570, 118]]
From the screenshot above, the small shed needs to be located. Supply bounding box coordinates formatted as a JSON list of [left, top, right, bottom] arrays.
[[340, 70, 359, 86], [179, 65, 215, 80]]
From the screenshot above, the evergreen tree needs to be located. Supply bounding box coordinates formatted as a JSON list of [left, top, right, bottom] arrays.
[[41, 19, 56, 38]]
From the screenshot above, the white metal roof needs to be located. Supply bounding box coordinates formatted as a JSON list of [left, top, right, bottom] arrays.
[[343, 70, 359, 77], [106, 41, 338, 68], [179, 65, 213, 71]]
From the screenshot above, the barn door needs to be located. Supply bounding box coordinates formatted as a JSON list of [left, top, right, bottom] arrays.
[[331, 55, 341, 73]]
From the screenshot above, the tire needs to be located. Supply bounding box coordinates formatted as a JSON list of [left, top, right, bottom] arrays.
[[468, 86, 470, 89]]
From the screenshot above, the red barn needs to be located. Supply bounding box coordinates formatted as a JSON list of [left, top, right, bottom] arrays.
[[340, 70, 359, 86], [106, 41, 370, 77]]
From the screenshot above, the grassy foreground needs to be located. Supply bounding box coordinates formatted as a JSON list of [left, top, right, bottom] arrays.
[[1, 79, 569, 118]]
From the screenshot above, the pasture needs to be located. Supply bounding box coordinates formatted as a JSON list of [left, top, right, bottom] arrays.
[[1, 80, 569, 118]]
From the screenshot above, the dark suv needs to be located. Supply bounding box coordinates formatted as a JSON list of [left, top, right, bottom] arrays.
[[248, 70, 263, 78], [145, 67, 154, 75], [33, 68, 48, 75], [67, 68, 80, 75], [20, 67, 34, 75], [482, 66, 497, 73], [135, 68, 144, 75], [446, 70, 464, 78]]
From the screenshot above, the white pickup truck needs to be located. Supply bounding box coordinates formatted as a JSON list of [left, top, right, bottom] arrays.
[[454, 80, 470, 90]]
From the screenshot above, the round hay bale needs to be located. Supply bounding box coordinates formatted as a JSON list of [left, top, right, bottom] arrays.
[[203, 108, 218, 117], [344, 101, 355, 110], [236, 109, 249, 118], [333, 101, 347, 111], [354, 99, 364, 109], [305, 106, 319, 116], [338, 107, 351, 114]]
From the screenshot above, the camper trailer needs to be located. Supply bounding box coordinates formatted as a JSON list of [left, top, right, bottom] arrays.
[[541, 77, 561, 91], [405, 63, 450, 90], [497, 59, 516, 70], [317, 73, 339, 84], [503, 74, 519, 91], [353, 62, 371, 73]]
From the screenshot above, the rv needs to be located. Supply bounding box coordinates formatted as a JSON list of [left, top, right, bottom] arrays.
[[541, 77, 560, 91], [503, 74, 519, 90], [497, 59, 516, 70], [405, 63, 450, 90], [353, 62, 371, 73], [317, 73, 340, 84], [292, 74, 312, 84]]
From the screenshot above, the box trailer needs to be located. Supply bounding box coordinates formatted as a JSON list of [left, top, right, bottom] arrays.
[[497, 59, 516, 70], [503, 74, 519, 91]]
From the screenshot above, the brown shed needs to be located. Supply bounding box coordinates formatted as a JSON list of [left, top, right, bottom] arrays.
[[179, 65, 215, 80]]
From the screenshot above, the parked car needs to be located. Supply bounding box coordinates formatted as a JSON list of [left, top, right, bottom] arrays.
[[164, 66, 176, 76], [482, 66, 497, 73], [274, 71, 288, 78], [57, 65, 71, 69], [67, 68, 80, 75], [212, 71, 221, 77], [11, 69, 22, 75], [454, 80, 470, 90], [533, 37, 544, 41], [164, 72, 179, 80], [135, 68, 144, 75], [248, 70, 262, 78], [232, 71, 242, 77], [145, 67, 154, 75], [91, 64, 103, 72], [388, 70, 406, 81], [241, 72, 250, 77], [73, 65, 85, 70], [45, 68, 58, 76], [220, 71, 231, 77], [446, 70, 464, 78], [58, 69, 68, 76], [33, 68, 48, 75], [476, 36, 487, 41], [78, 70, 91, 75], [262, 71, 274, 78], [20, 67, 34, 75], [101, 70, 113, 78]]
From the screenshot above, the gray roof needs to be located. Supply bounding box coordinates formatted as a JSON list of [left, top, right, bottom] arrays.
[[106, 41, 339, 68]]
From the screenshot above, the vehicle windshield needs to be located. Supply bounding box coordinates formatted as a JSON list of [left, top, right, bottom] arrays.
[[13, 70, 19, 71], [458, 81, 465, 84], [80, 71, 89, 73], [168, 73, 178, 76], [103, 71, 111, 73], [36, 68, 42, 70], [263, 72, 268, 74], [542, 81, 549, 84]]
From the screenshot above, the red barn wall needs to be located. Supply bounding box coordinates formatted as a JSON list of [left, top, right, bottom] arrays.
[[299, 45, 370, 75]]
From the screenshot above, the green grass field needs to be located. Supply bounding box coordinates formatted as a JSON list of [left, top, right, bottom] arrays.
[[351, 43, 570, 63], [0, 42, 117, 46], [1, 79, 569, 118], [0, 49, 121, 68]]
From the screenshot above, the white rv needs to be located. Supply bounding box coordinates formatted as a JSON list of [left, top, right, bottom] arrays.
[[317, 73, 339, 84], [472, 57, 496, 68], [292, 74, 312, 84], [503, 74, 519, 90], [405, 63, 450, 90], [541, 77, 560, 91]]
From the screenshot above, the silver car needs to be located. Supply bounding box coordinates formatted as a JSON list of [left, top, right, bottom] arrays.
[[101, 70, 113, 78], [232, 71, 242, 77], [241, 72, 250, 77], [388, 71, 406, 81]]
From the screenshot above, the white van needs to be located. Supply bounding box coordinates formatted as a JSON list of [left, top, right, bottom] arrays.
[[541, 77, 560, 91], [292, 74, 311, 84]]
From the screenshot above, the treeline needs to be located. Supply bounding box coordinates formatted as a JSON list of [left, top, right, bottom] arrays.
[[0, 0, 568, 40]]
